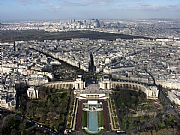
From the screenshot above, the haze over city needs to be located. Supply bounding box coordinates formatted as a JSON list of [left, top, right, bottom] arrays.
[[1, 0, 180, 21], [0, 1, 180, 135]]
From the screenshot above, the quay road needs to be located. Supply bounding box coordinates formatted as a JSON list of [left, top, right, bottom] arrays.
[[0, 108, 61, 135]]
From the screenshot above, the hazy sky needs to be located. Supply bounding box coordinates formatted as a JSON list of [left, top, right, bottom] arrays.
[[0, 0, 180, 21]]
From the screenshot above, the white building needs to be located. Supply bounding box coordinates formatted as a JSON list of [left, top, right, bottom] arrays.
[[27, 87, 38, 99], [157, 80, 180, 89], [168, 90, 180, 105]]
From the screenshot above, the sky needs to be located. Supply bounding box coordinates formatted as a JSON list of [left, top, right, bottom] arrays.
[[0, 0, 180, 21]]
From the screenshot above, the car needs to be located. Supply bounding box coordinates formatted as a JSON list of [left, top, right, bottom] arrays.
[[116, 130, 127, 135]]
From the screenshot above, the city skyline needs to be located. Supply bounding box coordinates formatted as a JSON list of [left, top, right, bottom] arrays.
[[1, 1, 180, 134], [1, 0, 180, 21]]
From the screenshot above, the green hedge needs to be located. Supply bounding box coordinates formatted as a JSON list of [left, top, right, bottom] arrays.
[[82, 111, 87, 127]]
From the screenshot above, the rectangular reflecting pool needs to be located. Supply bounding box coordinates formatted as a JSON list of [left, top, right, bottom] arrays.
[[88, 111, 98, 133]]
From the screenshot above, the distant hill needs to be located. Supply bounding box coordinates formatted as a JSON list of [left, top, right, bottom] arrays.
[[0, 30, 152, 42]]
